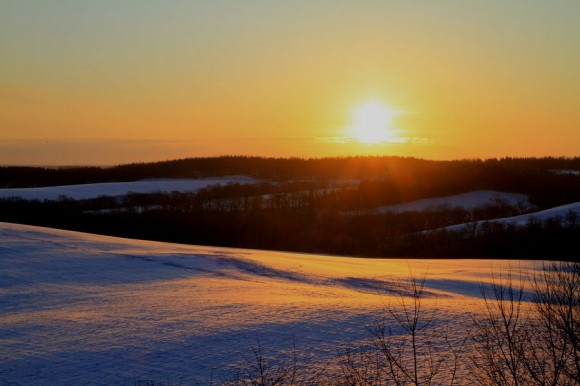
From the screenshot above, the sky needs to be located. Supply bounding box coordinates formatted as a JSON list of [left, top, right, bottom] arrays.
[[1, 1, 579, 165]]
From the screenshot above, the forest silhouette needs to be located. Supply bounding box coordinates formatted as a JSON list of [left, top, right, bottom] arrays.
[[1, 156, 579, 259]]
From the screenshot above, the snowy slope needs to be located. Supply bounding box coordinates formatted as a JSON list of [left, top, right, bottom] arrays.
[[377, 190, 529, 213], [0, 175, 258, 201], [444, 201, 580, 233], [0, 222, 542, 385]]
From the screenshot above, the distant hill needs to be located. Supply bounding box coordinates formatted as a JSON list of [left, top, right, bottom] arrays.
[[1, 156, 579, 259]]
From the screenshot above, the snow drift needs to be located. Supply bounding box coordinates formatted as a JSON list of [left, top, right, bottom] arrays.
[[0, 222, 542, 384]]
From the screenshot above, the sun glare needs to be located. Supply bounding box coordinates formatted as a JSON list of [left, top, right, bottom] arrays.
[[348, 100, 397, 144]]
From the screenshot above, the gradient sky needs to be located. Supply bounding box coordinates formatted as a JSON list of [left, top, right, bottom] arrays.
[[1, 1, 579, 165]]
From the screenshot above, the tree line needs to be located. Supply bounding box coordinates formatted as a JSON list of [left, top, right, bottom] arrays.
[[2, 156, 580, 209], [0, 180, 577, 259]]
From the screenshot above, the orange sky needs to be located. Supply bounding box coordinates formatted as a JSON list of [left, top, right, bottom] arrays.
[[1, 1, 579, 165]]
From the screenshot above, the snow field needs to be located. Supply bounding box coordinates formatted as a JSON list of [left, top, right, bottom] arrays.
[[377, 190, 529, 213], [0, 222, 541, 384], [444, 201, 580, 233], [0, 176, 259, 201]]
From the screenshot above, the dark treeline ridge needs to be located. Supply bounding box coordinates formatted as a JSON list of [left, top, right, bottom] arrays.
[[1, 156, 580, 203], [1, 156, 579, 259], [1, 175, 578, 259]]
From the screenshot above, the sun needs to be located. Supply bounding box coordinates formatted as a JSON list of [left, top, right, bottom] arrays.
[[348, 100, 397, 144]]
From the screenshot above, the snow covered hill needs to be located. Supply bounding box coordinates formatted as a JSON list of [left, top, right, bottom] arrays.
[[443, 201, 580, 233], [0, 222, 542, 384], [377, 190, 529, 213], [0, 175, 258, 201]]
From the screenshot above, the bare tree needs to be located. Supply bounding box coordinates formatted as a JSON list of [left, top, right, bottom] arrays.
[[469, 270, 532, 386], [225, 336, 326, 386], [565, 210, 578, 230], [338, 346, 385, 386], [530, 261, 580, 385], [340, 273, 464, 386], [470, 262, 580, 386]]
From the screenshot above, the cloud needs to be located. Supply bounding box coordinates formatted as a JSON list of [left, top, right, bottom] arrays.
[[315, 136, 430, 145], [0, 135, 437, 166]]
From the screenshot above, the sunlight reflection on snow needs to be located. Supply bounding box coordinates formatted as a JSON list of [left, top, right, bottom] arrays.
[[0, 222, 540, 384]]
